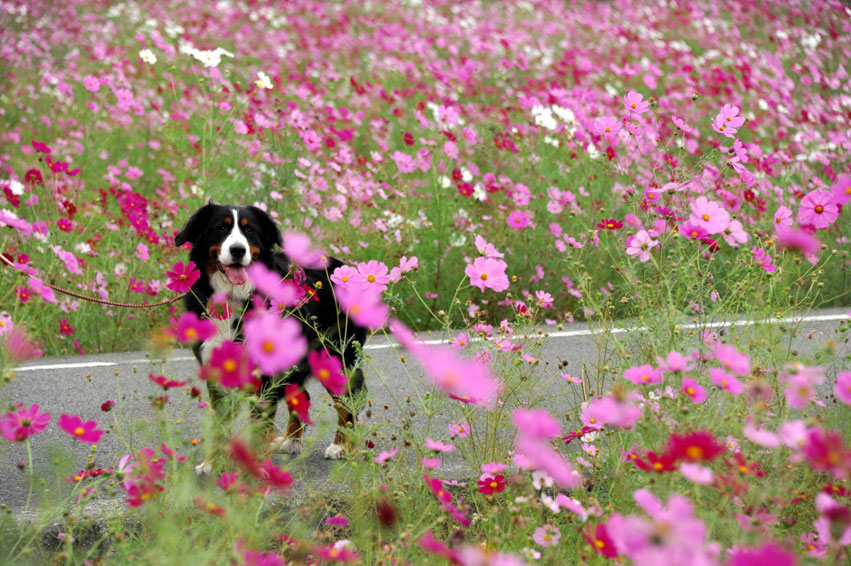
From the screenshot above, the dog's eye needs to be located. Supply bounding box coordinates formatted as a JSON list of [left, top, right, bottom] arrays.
[[216, 225, 229, 232], [243, 226, 254, 234]]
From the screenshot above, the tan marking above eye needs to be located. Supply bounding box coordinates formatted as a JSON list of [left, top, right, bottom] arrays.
[[224, 217, 232, 224], [240, 218, 248, 226]]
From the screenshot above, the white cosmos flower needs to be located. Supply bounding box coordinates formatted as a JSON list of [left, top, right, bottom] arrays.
[[139, 49, 157, 64], [255, 71, 273, 89]]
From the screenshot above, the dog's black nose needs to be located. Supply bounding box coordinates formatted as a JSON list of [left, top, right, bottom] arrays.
[[230, 245, 246, 260]]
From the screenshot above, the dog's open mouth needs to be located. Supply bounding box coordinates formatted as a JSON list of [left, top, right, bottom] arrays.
[[217, 261, 249, 286]]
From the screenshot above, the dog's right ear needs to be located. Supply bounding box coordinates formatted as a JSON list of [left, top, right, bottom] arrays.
[[175, 203, 216, 247]]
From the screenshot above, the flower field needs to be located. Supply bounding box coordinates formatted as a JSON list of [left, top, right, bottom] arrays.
[[2, 0, 851, 564]]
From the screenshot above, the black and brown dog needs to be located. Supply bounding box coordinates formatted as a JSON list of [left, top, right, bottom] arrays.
[[174, 203, 367, 472]]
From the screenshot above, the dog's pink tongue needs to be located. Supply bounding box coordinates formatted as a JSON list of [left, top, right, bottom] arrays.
[[224, 265, 248, 286]]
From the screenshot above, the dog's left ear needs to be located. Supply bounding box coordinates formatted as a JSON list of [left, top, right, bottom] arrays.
[[248, 206, 282, 249]]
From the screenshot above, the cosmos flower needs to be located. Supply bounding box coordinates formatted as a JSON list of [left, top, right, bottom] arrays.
[[0, 404, 51, 443], [58, 414, 104, 443], [465, 256, 510, 292]]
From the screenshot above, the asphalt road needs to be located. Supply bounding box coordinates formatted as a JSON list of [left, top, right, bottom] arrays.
[[1, 308, 849, 515]]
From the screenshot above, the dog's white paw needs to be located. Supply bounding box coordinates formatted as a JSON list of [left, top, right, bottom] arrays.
[[194, 461, 213, 476], [271, 436, 302, 455], [324, 443, 345, 460]]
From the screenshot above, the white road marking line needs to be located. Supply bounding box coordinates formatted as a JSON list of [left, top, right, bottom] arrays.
[[14, 361, 116, 372], [13, 313, 847, 371]]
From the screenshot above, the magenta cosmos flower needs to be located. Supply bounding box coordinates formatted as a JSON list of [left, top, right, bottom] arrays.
[[244, 311, 307, 375], [1, 404, 51, 442], [307, 349, 348, 395], [625, 230, 658, 262], [681, 376, 707, 403], [202, 340, 259, 390], [58, 414, 105, 443], [170, 312, 216, 344], [465, 256, 509, 292], [624, 364, 663, 385], [166, 261, 200, 293], [797, 189, 839, 229], [689, 196, 730, 235]]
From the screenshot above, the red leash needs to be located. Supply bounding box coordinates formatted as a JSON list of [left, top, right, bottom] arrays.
[[1, 253, 186, 308]]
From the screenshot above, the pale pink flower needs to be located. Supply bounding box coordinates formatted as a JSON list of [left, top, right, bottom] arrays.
[[689, 196, 730, 235], [533, 524, 561, 547], [624, 364, 663, 385], [709, 368, 743, 394], [625, 230, 658, 262], [773, 206, 793, 228], [713, 343, 750, 376], [244, 311, 307, 375], [829, 173, 851, 206], [336, 286, 388, 330], [474, 235, 504, 258], [681, 376, 707, 403], [465, 256, 509, 292], [623, 91, 649, 115], [282, 231, 328, 269], [721, 220, 748, 247], [834, 371, 851, 407]]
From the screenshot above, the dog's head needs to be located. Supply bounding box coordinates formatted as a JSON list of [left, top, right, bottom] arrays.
[[175, 203, 282, 286]]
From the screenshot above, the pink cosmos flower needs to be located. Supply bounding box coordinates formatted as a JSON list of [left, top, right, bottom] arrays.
[[330, 265, 361, 290], [689, 196, 730, 235], [713, 344, 750, 376], [283, 231, 328, 269], [418, 345, 501, 408], [465, 256, 510, 292], [671, 115, 693, 133], [513, 409, 562, 441], [814, 493, 851, 549], [782, 364, 824, 410], [247, 263, 302, 307], [657, 351, 694, 374], [3, 327, 43, 362], [775, 227, 821, 256], [424, 473, 452, 504], [680, 462, 714, 484], [28, 276, 57, 305], [422, 458, 441, 469], [1, 404, 51, 442], [58, 414, 105, 443], [166, 261, 200, 293], [513, 408, 581, 489], [721, 220, 748, 247], [307, 349, 348, 396], [355, 260, 392, 292], [582, 396, 642, 430], [372, 446, 399, 464], [83, 75, 100, 92], [797, 189, 839, 229], [624, 364, 663, 385], [752, 246, 777, 272], [829, 173, 851, 206], [507, 210, 530, 230], [170, 312, 216, 344], [681, 376, 707, 403], [474, 235, 504, 258], [712, 104, 746, 138], [743, 423, 780, 448], [709, 368, 743, 394], [258, 460, 294, 492], [623, 91, 649, 115], [625, 230, 658, 262], [336, 285, 388, 330], [607, 490, 712, 565], [773, 206, 793, 228], [593, 116, 621, 138], [425, 438, 455, 452], [244, 311, 307, 375], [533, 524, 561, 547], [834, 371, 851, 407]]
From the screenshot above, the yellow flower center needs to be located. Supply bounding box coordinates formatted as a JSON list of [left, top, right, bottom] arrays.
[[185, 328, 197, 339], [589, 417, 596, 424], [74, 427, 85, 436], [596, 540, 605, 549], [490, 481, 498, 488], [318, 369, 330, 381], [481, 273, 488, 280], [291, 398, 299, 406], [342, 276, 349, 282], [223, 360, 236, 372], [687, 387, 696, 396], [368, 275, 376, 282], [604, 127, 611, 132], [179, 274, 187, 280], [262, 341, 275, 354], [739, 465, 749, 475], [686, 446, 703, 460], [631, 103, 637, 109], [702, 214, 710, 221], [814, 205, 823, 213]]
